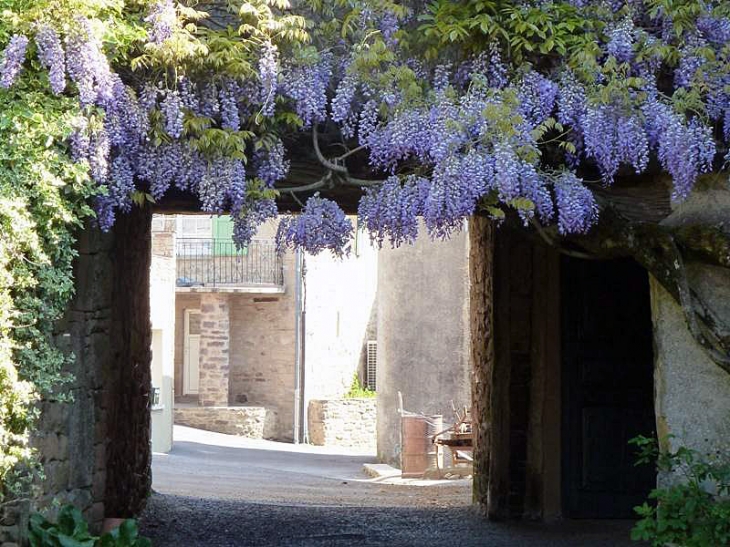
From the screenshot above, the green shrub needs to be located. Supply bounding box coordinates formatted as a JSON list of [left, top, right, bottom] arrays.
[[28, 505, 151, 547], [630, 435, 730, 547], [344, 373, 375, 399]]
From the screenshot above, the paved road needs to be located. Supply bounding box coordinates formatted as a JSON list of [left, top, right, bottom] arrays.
[[148, 426, 468, 507], [139, 426, 638, 546]]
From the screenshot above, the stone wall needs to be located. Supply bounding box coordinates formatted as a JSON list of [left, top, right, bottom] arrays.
[[376, 222, 472, 467], [228, 291, 297, 440], [308, 399, 376, 451], [1, 221, 130, 544], [174, 406, 277, 438], [198, 293, 231, 407]]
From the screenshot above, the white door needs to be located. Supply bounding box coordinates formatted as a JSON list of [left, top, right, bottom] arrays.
[[183, 309, 201, 395]]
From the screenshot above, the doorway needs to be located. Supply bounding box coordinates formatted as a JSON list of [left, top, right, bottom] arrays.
[[561, 257, 656, 518]]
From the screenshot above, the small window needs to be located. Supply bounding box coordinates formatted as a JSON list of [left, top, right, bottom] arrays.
[[177, 215, 213, 238]]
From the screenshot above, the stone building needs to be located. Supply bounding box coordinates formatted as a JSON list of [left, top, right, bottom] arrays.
[[149, 215, 378, 442]]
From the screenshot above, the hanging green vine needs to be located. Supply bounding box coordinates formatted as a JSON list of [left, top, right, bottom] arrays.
[[0, 49, 97, 506]]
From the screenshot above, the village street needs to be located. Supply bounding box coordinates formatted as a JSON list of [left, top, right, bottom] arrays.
[[139, 426, 638, 547]]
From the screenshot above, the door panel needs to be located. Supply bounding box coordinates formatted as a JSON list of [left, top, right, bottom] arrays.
[[562, 258, 656, 518]]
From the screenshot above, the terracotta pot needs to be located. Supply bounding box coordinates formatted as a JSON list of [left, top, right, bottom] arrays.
[[102, 517, 126, 534]]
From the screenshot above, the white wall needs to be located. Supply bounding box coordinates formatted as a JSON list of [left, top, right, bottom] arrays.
[[150, 215, 176, 453], [303, 227, 379, 403]]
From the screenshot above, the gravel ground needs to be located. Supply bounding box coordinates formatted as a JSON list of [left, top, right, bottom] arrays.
[[139, 493, 638, 547], [139, 427, 639, 546]]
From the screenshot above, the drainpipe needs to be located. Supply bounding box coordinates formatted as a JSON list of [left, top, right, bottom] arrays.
[[293, 248, 304, 443], [300, 262, 308, 444]]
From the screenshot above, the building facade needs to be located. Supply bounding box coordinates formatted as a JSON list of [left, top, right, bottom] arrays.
[[149, 215, 378, 443]]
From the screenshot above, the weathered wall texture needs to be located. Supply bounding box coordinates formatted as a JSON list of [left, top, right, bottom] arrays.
[[198, 293, 231, 407], [376, 222, 472, 466], [304, 231, 379, 402], [652, 183, 730, 462], [2, 228, 117, 543], [3, 210, 156, 543], [308, 399, 377, 452], [228, 290, 297, 440], [150, 215, 175, 453], [174, 406, 277, 438], [651, 270, 730, 457]]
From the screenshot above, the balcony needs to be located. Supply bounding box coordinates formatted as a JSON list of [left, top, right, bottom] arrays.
[[176, 238, 285, 293]]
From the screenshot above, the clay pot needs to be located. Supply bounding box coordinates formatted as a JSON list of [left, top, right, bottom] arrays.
[[101, 517, 126, 534]]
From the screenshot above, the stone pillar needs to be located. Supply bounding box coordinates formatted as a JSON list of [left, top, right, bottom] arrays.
[[198, 293, 230, 407]]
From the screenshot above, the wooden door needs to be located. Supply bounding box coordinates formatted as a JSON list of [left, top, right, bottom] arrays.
[[561, 257, 656, 518], [183, 309, 201, 395]]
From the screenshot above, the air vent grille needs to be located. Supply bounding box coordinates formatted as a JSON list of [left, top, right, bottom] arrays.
[[366, 340, 377, 391]]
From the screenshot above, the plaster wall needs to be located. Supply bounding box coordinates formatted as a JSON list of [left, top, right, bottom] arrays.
[[376, 222, 472, 466], [651, 184, 730, 461], [303, 229, 378, 403], [149, 215, 175, 453]]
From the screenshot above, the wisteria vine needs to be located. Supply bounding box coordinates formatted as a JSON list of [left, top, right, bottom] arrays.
[[0, 0, 728, 255]]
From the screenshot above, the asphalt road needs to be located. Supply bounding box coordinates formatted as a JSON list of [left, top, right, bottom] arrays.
[[139, 426, 638, 546]]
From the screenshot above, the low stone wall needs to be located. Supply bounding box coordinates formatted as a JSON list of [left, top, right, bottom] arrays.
[[308, 399, 376, 452], [174, 406, 277, 439]]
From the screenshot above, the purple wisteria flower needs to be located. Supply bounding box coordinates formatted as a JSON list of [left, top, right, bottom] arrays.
[[517, 71, 558, 126], [161, 89, 184, 138], [358, 175, 428, 247], [606, 18, 635, 63], [258, 40, 279, 118], [35, 25, 65, 94], [0, 34, 29, 88], [281, 54, 332, 128], [65, 18, 114, 107], [145, 0, 176, 45], [254, 139, 290, 187], [277, 197, 353, 256], [554, 172, 599, 235]]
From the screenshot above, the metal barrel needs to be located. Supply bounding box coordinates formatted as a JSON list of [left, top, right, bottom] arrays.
[[401, 415, 430, 478]]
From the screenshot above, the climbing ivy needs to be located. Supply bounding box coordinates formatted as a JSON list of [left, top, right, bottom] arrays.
[[0, 7, 105, 503]]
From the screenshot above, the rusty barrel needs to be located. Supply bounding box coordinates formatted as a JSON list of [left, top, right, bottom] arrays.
[[401, 415, 430, 478]]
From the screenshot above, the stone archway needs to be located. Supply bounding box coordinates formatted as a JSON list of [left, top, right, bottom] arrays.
[[34, 183, 730, 531]]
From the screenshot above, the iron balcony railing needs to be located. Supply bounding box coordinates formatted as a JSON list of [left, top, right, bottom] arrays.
[[176, 238, 284, 289]]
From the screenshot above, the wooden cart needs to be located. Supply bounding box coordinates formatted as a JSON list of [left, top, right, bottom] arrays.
[[432, 407, 473, 466]]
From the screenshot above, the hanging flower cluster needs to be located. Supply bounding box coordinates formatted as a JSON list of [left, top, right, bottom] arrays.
[[0, 0, 728, 255]]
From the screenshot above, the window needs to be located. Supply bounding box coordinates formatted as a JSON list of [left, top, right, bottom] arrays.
[[177, 215, 213, 239]]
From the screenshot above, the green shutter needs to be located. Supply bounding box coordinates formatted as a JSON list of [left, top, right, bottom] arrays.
[[212, 216, 246, 256]]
